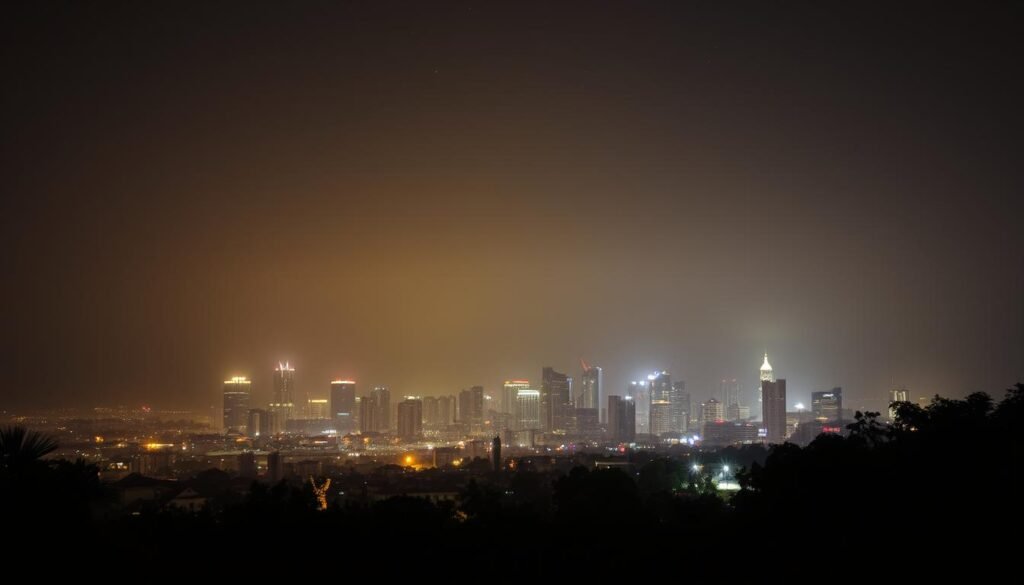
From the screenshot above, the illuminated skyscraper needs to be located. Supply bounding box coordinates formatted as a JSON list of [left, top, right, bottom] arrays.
[[701, 398, 725, 425], [516, 389, 541, 431], [459, 386, 485, 432], [503, 380, 530, 416], [578, 362, 602, 411], [669, 378, 687, 432], [649, 371, 671, 402], [330, 380, 356, 433], [762, 378, 787, 443], [608, 395, 636, 442], [673, 381, 691, 432], [270, 362, 296, 429], [889, 386, 910, 421], [628, 381, 651, 435], [223, 376, 251, 434], [648, 372, 674, 434], [397, 397, 423, 442], [650, 400, 672, 435], [812, 388, 842, 422], [760, 354, 774, 382], [541, 367, 572, 432], [307, 398, 329, 420], [758, 353, 774, 409]]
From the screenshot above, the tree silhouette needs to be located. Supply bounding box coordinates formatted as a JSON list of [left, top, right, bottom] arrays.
[[0, 426, 58, 475]]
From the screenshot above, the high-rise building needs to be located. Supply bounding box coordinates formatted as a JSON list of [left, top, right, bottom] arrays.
[[438, 395, 454, 426], [628, 381, 651, 435], [669, 379, 688, 432], [223, 376, 251, 434], [608, 395, 636, 443], [359, 395, 376, 433], [649, 371, 672, 402], [575, 408, 599, 433], [645, 371, 671, 435], [726, 403, 751, 421], [516, 389, 541, 431], [762, 379, 787, 443], [702, 422, 761, 447], [307, 398, 329, 420], [541, 367, 572, 432], [759, 353, 774, 408], [760, 353, 774, 382], [578, 362, 602, 411], [720, 378, 741, 412], [650, 400, 672, 436], [397, 397, 423, 442], [889, 386, 910, 421], [673, 381, 692, 432], [330, 380, 356, 433], [701, 398, 725, 425], [423, 396, 439, 426], [812, 388, 842, 422], [270, 362, 296, 428], [502, 380, 530, 416], [371, 386, 391, 431], [247, 408, 270, 438], [459, 386, 485, 432]]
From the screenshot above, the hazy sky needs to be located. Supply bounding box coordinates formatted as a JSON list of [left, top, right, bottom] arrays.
[[2, 1, 1022, 413]]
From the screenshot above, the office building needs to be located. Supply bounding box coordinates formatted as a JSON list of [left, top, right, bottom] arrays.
[[330, 380, 356, 434], [223, 376, 251, 434], [812, 388, 843, 422], [671, 380, 690, 432], [628, 380, 651, 435], [541, 367, 572, 432], [889, 386, 910, 421], [578, 362, 602, 411], [762, 378, 787, 443], [701, 398, 725, 425], [503, 380, 530, 416], [608, 395, 636, 442], [307, 398, 329, 420], [397, 397, 423, 442], [459, 386, 485, 432], [759, 353, 774, 408], [270, 362, 296, 427], [247, 408, 270, 438], [516, 389, 541, 431]]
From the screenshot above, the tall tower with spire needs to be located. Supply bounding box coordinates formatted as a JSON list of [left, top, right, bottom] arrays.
[[758, 353, 774, 409], [760, 353, 774, 383]]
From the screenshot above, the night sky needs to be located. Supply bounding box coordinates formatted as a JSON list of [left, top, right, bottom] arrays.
[[2, 1, 1022, 413]]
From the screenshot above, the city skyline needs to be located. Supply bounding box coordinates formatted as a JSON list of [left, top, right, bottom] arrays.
[[210, 352, 860, 416], [2, 2, 1022, 413]]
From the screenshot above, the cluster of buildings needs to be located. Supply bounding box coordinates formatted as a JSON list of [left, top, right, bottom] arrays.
[[221, 355, 916, 450]]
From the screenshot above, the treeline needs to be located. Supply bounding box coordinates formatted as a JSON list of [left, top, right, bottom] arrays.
[[3, 383, 1022, 575]]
